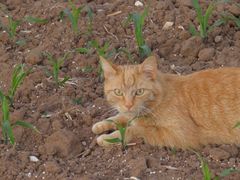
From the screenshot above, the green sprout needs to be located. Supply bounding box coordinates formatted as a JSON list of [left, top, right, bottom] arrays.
[[194, 151, 239, 180], [189, 0, 215, 39], [215, 12, 240, 29], [117, 47, 134, 63], [25, 16, 48, 24], [63, 1, 84, 34], [0, 95, 39, 145], [1, 16, 21, 40], [7, 64, 30, 105], [86, 6, 94, 35], [105, 117, 136, 150], [129, 8, 151, 58], [44, 52, 70, 87]]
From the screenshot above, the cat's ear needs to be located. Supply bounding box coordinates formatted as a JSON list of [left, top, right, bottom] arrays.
[[99, 56, 117, 78], [141, 56, 158, 80]]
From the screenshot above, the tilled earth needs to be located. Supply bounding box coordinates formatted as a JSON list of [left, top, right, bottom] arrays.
[[0, 0, 240, 179]]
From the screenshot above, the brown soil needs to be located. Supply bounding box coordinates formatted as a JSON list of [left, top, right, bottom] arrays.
[[0, 0, 240, 179]]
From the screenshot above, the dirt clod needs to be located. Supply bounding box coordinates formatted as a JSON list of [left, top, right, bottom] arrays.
[[198, 48, 215, 61], [44, 129, 83, 158]]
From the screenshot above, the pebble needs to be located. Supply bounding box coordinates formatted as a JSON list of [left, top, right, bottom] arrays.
[[215, 35, 223, 43], [29, 155, 39, 162], [162, 22, 174, 30], [135, 1, 143, 7]]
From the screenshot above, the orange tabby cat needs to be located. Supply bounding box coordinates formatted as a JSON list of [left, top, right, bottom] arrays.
[[92, 56, 240, 149]]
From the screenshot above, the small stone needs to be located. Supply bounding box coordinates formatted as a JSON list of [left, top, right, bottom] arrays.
[[198, 48, 215, 61], [29, 155, 39, 162], [135, 1, 143, 7], [82, 141, 87, 146], [215, 35, 223, 43], [162, 22, 174, 30]]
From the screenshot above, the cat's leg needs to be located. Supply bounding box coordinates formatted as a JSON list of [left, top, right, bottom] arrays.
[[92, 114, 129, 135], [96, 126, 138, 146]]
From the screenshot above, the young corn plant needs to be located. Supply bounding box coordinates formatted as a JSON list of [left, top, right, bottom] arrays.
[[189, 0, 214, 39], [215, 12, 240, 29], [0, 94, 39, 145], [7, 64, 30, 105], [194, 151, 239, 180], [0, 16, 21, 41], [45, 52, 70, 87], [129, 8, 151, 59], [63, 0, 84, 34], [86, 6, 94, 35], [105, 117, 136, 150]]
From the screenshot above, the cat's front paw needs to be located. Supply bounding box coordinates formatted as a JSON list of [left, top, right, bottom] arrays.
[[92, 120, 115, 135], [96, 131, 121, 146]]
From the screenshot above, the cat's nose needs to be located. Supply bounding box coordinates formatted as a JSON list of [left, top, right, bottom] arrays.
[[125, 102, 133, 110]]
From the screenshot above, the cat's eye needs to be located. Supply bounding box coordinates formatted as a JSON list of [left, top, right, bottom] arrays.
[[114, 89, 123, 96], [135, 88, 145, 96]]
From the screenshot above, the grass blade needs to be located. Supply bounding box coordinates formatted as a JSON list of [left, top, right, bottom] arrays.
[[2, 96, 9, 121], [60, 76, 70, 86], [219, 168, 238, 177], [195, 151, 212, 180], [0, 90, 3, 102], [25, 16, 48, 24], [75, 47, 89, 54], [13, 120, 40, 133], [2, 120, 14, 144], [189, 23, 198, 36]]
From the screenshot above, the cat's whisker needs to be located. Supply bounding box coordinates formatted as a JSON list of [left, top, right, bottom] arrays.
[[141, 106, 159, 122]]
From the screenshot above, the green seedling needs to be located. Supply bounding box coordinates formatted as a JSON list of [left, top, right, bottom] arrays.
[[7, 64, 30, 105], [63, 1, 84, 34], [44, 52, 70, 87], [117, 47, 134, 63], [194, 151, 239, 180], [129, 8, 151, 58], [76, 39, 115, 80], [0, 94, 39, 145], [86, 6, 94, 35], [89, 40, 110, 58], [2, 16, 21, 40], [89, 40, 114, 80], [105, 117, 136, 150], [215, 12, 240, 29], [25, 16, 48, 24], [189, 0, 214, 39], [75, 47, 89, 54]]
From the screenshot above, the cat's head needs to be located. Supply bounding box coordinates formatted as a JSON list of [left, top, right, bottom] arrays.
[[100, 56, 161, 117]]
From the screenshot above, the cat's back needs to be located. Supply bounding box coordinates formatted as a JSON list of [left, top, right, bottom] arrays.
[[176, 67, 240, 132]]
